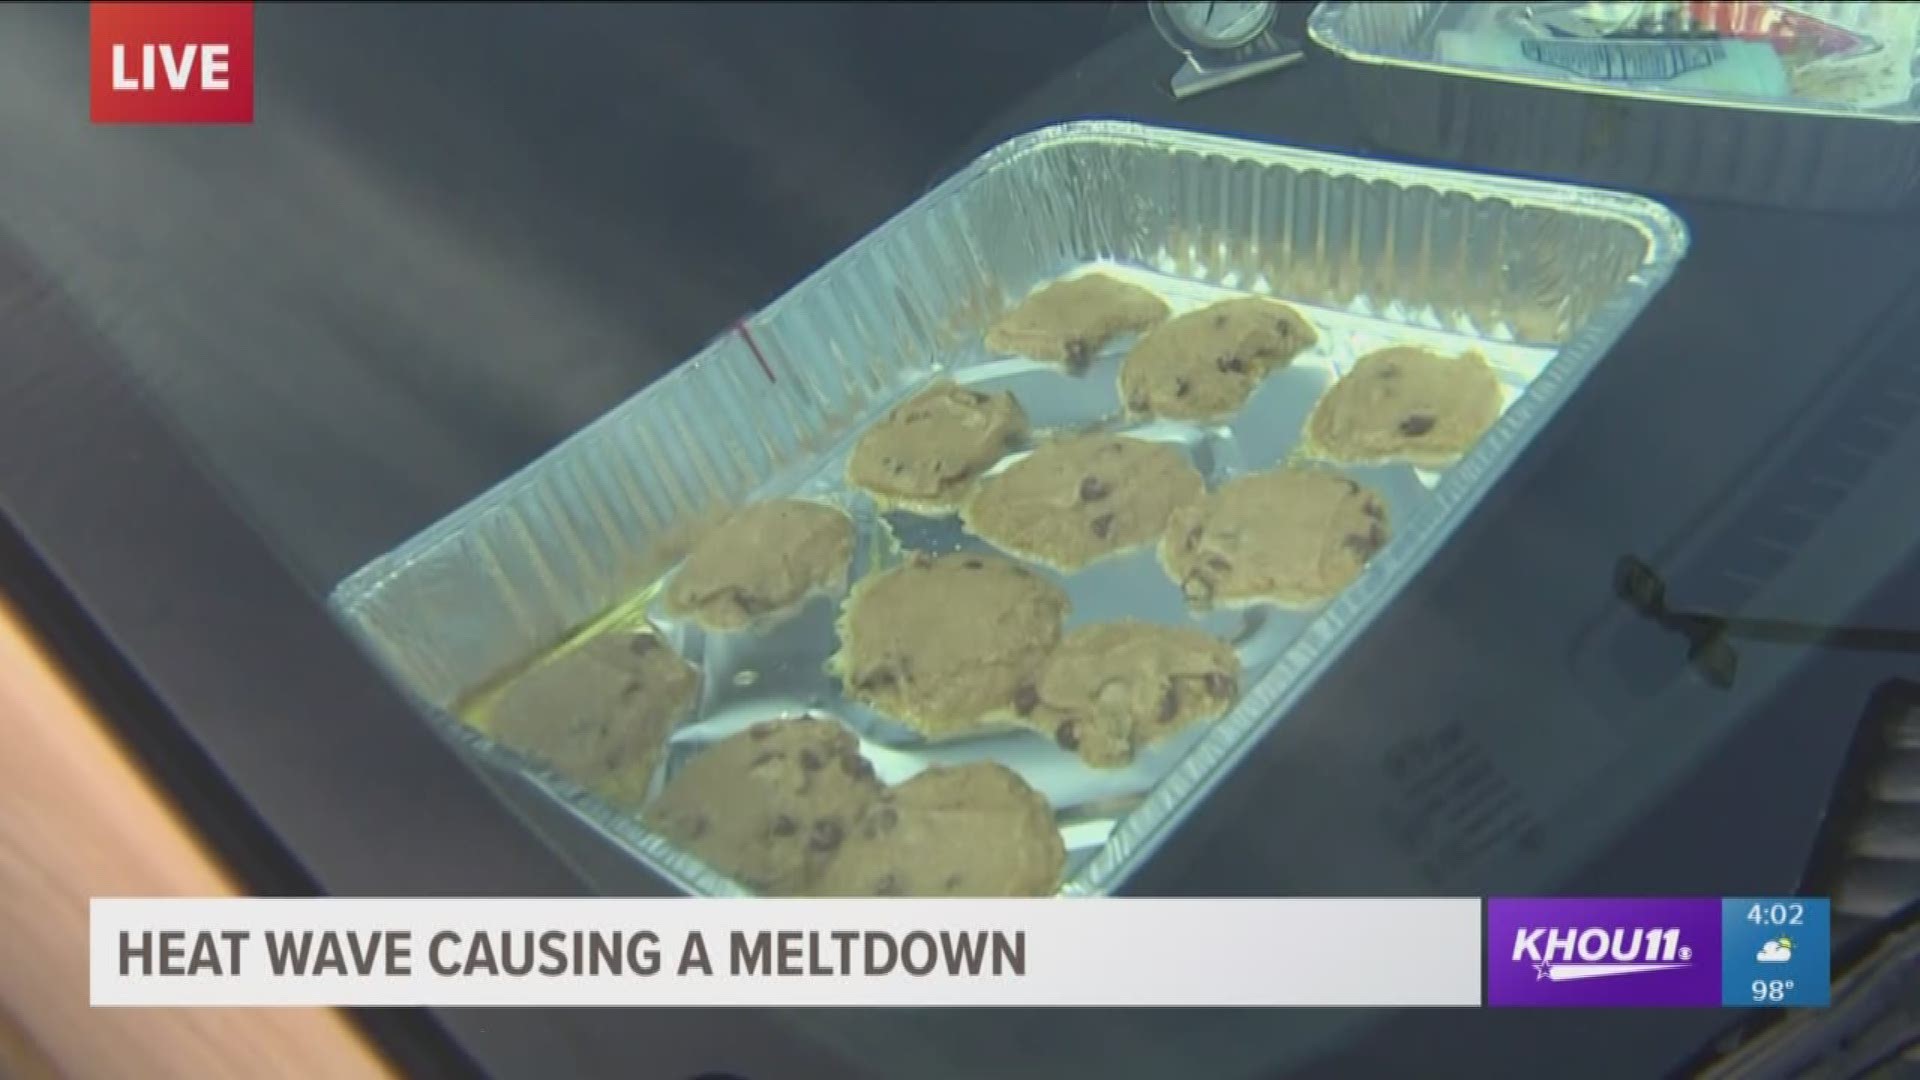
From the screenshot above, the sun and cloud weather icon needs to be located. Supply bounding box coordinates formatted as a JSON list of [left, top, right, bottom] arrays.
[[1756, 938, 1793, 963]]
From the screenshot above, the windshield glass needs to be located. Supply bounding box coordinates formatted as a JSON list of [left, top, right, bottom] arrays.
[[2, 3, 1916, 1077]]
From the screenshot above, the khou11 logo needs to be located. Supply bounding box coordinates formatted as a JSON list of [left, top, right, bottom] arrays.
[[90, 2, 255, 124], [1486, 898, 1724, 1007]]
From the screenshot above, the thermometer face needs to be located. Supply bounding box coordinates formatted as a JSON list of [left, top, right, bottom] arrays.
[[1157, 2, 1275, 50]]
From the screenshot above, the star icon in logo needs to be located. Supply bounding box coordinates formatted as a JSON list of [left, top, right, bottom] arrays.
[[1534, 961, 1551, 981]]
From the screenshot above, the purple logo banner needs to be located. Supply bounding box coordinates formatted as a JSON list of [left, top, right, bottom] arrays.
[[1486, 898, 1722, 1007]]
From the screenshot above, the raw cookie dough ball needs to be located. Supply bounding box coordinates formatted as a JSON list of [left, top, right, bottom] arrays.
[[846, 380, 1028, 514], [985, 272, 1170, 369], [962, 434, 1203, 572], [1160, 467, 1390, 610], [1018, 620, 1240, 769], [811, 762, 1065, 897], [833, 552, 1069, 738], [664, 499, 855, 631], [487, 628, 698, 809], [1119, 297, 1317, 421], [644, 717, 882, 895], [1304, 347, 1503, 468]]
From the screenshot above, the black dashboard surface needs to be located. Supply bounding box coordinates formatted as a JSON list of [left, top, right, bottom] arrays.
[[3, 4, 1917, 1078]]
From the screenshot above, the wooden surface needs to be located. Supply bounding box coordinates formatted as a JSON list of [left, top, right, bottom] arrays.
[[0, 597, 394, 1080]]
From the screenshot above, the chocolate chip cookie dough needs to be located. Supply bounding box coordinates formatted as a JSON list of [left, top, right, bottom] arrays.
[[1017, 620, 1240, 769], [832, 552, 1069, 739], [664, 499, 855, 631], [485, 627, 698, 809], [1160, 467, 1391, 610], [1119, 297, 1318, 421], [961, 434, 1204, 572], [984, 272, 1170, 369], [811, 762, 1065, 897], [845, 380, 1028, 514], [1303, 346, 1503, 468], [644, 717, 883, 895]]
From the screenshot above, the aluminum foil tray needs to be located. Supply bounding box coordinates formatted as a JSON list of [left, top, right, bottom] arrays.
[[329, 120, 1687, 897], [1310, 2, 1920, 212]]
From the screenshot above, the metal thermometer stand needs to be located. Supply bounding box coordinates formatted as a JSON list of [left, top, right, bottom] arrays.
[[1166, 28, 1306, 99], [1148, 1, 1306, 101]]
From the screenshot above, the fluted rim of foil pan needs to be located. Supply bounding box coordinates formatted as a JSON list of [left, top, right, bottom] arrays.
[[331, 118, 1688, 611], [1308, 1, 1920, 124], [1054, 126, 1689, 894], [332, 119, 1690, 899]]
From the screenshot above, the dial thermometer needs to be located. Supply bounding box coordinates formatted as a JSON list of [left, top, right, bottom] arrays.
[[1149, 1, 1304, 99]]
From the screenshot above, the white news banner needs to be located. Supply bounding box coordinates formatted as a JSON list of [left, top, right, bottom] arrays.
[[91, 897, 1482, 1008]]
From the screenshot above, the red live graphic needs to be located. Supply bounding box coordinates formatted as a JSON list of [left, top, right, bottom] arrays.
[[90, 2, 254, 124]]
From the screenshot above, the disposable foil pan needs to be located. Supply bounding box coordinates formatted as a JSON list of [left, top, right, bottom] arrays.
[[329, 120, 1687, 897], [1310, 2, 1920, 212]]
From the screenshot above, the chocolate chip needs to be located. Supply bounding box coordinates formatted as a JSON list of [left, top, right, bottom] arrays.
[[874, 874, 904, 897], [1078, 476, 1111, 502], [874, 806, 899, 832], [1183, 525, 1203, 552], [1204, 671, 1236, 698], [1342, 531, 1386, 560], [620, 679, 644, 701], [1156, 688, 1179, 724], [1128, 394, 1150, 413], [1338, 477, 1361, 494], [840, 753, 875, 781], [729, 587, 770, 615], [1398, 414, 1436, 437], [770, 814, 798, 837], [750, 750, 781, 769], [1063, 339, 1089, 368], [1363, 499, 1387, 522], [1204, 554, 1231, 573], [684, 813, 709, 840], [1090, 513, 1115, 539], [962, 389, 990, 405], [902, 410, 932, 425], [854, 665, 898, 691], [962, 557, 985, 569], [1173, 377, 1191, 397], [629, 635, 660, 654], [943, 873, 965, 891], [1013, 683, 1039, 715], [808, 819, 844, 852], [885, 457, 905, 473], [749, 722, 777, 741], [1055, 722, 1080, 751], [799, 748, 824, 772], [1216, 355, 1248, 374], [1379, 363, 1400, 378], [1181, 572, 1215, 606], [1213, 313, 1228, 329]]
